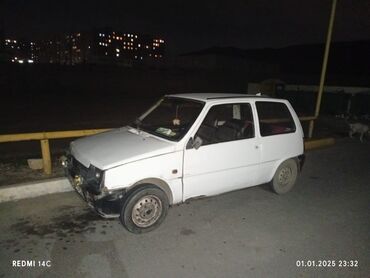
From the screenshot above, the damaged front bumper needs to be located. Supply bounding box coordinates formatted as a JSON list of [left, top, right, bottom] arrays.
[[61, 155, 126, 218]]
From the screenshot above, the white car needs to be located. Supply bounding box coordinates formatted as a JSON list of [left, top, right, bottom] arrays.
[[63, 93, 305, 233]]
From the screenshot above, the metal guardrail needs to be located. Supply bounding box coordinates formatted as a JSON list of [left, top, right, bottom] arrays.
[[0, 129, 111, 175], [0, 116, 318, 175]]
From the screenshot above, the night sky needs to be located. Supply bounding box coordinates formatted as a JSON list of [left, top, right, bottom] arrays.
[[1, 0, 369, 55]]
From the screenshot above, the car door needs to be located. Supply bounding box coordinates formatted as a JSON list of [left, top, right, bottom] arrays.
[[254, 100, 303, 185], [183, 102, 261, 200]]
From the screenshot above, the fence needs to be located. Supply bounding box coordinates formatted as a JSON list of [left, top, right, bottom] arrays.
[[0, 116, 318, 175]]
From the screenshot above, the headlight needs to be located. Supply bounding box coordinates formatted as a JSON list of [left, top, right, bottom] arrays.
[[88, 165, 104, 185], [60, 155, 68, 168], [85, 165, 105, 194]]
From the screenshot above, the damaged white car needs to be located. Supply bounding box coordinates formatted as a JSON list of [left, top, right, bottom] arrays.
[[62, 93, 305, 233]]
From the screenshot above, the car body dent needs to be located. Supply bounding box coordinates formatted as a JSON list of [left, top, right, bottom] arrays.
[[104, 150, 184, 204]]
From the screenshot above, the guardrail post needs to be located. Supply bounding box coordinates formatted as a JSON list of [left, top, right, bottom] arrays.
[[40, 139, 52, 175]]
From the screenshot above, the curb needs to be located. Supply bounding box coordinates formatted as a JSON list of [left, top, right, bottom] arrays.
[[304, 137, 335, 150], [0, 177, 72, 203]]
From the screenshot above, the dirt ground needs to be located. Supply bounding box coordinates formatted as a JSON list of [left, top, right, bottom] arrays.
[[0, 159, 64, 186]]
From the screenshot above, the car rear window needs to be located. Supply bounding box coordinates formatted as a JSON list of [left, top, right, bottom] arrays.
[[256, 101, 296, 136]]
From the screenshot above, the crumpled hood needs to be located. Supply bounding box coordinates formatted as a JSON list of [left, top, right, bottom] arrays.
[[70, 127, 175, 170]]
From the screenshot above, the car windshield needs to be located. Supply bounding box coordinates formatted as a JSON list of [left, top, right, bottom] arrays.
[[131, 97, 205, 141]]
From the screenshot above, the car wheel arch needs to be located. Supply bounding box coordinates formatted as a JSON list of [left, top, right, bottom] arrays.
[[127, 178, 174, 205], [269, 157, 300, 182]]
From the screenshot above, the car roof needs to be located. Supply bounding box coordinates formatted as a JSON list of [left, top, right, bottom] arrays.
[[166, 93, 272, 102]]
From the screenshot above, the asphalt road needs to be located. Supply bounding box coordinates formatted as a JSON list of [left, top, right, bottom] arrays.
[[0, 138, 369, 278]]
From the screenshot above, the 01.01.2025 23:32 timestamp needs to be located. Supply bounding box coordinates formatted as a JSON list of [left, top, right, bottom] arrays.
[[296, 260, 359, 268]]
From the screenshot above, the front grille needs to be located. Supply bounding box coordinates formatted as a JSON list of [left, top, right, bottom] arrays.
[[67, 155, 102, 195], [70, 156, 89, 177]]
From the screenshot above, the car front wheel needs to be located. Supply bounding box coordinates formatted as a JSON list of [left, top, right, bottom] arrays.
[[271, 159, 298, 194], [120, 185, 169, 233]]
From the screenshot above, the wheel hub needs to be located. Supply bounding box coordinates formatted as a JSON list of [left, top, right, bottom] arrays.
[[278, 167, 292, 186], [132, 195, 162, 228]]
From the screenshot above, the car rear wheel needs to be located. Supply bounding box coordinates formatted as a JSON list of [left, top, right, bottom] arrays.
[[271, 159, 298, 194], [120, 185, 169, 233]]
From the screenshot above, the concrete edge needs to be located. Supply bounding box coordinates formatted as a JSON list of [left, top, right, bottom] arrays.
[[0, 177, 72, 203], [305, 137, 336, 150], [0, 138, 335, 203]]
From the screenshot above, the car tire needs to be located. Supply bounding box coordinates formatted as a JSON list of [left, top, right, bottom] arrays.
[[270, 159, 298, 194], [120, 185, 169, 234]]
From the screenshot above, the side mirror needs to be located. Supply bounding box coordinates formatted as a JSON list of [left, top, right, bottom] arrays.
[[186, 136, 203, 150]]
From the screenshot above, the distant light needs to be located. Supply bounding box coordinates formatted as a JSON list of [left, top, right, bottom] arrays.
[[116, 53, 119, 57], [116, 48, 120, 52], [28, 59, 34, 63], [18, 60, 24, 64], [13, 40, 17, 43], [14, 57, 18, 60], [11, 59, 15, 62]]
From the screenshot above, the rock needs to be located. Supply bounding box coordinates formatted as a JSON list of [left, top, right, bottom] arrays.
[[27, 159, 43, 170]]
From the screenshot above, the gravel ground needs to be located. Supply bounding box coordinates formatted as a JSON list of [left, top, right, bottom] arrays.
[[0, 137, 369, 278]]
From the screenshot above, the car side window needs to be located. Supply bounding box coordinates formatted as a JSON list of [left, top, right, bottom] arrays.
[[256, 101, 296, 136], [195, 103, 255, 145]]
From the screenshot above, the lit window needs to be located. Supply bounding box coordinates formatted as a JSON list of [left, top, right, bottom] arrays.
[[105, 52, 108, 56], [124, 46, 126, 49], [116, 48, 120, 52], [116, 53, 120, 57], [131, 39, 133, 42], [108, 39, 111, 43], [135, 35, 137, 38], [138, 44, 141, 47]]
